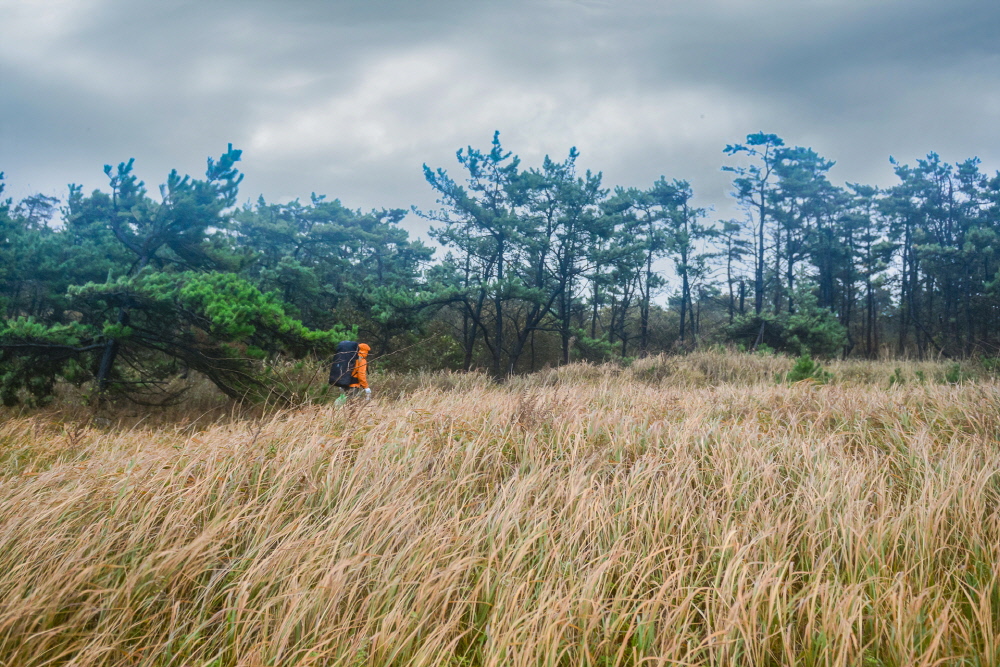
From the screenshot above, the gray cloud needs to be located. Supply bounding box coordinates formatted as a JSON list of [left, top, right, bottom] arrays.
[[2, 0, 998, 240]]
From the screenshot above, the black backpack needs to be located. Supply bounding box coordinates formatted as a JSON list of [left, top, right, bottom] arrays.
[[329, 340, 360, 387]]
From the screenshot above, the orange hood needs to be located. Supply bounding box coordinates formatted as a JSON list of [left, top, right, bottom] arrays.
[[358, 343, 370, 356]]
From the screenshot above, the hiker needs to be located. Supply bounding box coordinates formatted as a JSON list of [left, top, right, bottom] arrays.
[[329, 340, 371, 400]]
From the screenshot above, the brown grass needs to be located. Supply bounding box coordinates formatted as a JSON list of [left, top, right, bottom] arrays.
[[1, 353, 998, 665]]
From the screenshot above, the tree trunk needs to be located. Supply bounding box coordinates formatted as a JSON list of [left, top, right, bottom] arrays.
[[493, 240, 504, 379], [755, 180, 767, 315], [96, 255, 149, 392], [640, 227, 653, 357], [679, 271, 689, 343]]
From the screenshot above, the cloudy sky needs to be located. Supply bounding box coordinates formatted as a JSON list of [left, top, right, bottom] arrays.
[[2, 0, 999, 240]]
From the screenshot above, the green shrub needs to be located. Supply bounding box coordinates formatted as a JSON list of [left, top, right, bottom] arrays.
[[780, 354, 833, 384], [725, 285, 846, 357], [943, 363, 966, 385]]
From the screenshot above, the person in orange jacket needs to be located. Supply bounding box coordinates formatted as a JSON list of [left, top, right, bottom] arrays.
[[349, 342, 370, 398], [329, 341, 371, 400]]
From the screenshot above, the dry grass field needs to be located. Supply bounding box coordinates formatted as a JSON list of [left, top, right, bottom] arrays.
[[1, 352, 998, 666]]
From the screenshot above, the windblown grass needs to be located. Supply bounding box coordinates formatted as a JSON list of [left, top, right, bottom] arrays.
[[1, 354, 999, 665]]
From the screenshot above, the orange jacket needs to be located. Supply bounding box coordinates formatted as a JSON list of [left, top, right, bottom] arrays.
[[349, 343, 370, 388]]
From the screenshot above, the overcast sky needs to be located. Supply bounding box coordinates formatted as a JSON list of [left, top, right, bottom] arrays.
[[2, 0, 999, 241]]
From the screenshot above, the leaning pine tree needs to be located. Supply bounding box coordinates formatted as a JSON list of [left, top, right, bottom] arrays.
[[0, 147, 351, 406]]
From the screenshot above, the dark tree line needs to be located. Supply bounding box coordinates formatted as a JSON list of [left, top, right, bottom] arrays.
[[2, 131, 999, 403], [724, 134, 1000, 359]]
